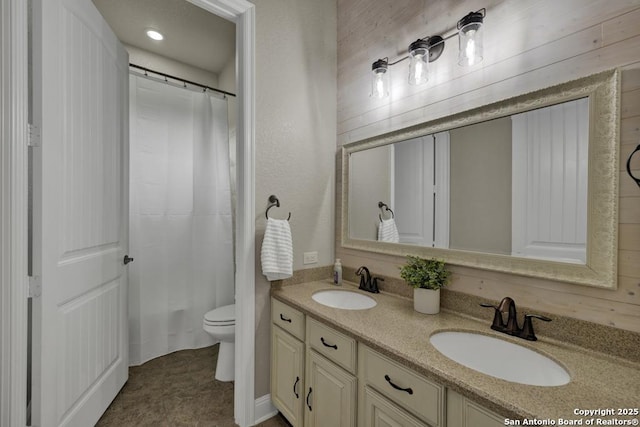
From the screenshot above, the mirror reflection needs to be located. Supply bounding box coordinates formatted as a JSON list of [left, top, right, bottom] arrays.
[[348, 97, 589, 264]]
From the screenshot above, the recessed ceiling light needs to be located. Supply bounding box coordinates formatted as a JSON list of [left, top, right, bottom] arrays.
[[146, 29, 164, 41]]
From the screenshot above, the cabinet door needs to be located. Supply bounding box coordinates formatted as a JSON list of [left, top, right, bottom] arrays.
[[305, 349, 357, 427], [363, 386, 428, 427], [271, 326, 305, 427], [447, 389, 504, 427]]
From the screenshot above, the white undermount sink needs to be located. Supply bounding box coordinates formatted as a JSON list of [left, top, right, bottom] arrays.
[[312, 289, 377, 310], [429, 331, 570, 386]]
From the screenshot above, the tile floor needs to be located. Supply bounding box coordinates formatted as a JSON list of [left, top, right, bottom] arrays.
[[97, 345, 290, 427]]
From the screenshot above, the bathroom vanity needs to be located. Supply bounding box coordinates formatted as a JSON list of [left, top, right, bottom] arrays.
[[270, 281, 640, 427]]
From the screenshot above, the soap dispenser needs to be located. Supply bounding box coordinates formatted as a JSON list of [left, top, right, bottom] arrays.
[[333, 259, 343, 286]]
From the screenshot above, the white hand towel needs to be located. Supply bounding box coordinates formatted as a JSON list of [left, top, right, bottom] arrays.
[[378, 218, 400, 243], [261, 218, 293, 281]]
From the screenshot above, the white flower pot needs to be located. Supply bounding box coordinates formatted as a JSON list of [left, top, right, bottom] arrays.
[[413, 288, 440, 314]]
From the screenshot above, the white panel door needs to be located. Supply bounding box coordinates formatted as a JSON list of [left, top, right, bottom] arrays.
[[511, 98, 589, 263], [393, 134, 449, 247], [393, 136, 434, 246], [33, 0, 129, 425]]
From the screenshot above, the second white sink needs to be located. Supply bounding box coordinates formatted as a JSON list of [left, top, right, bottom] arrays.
[[430, 331, 570, 386], [312, 289, 377, 310]]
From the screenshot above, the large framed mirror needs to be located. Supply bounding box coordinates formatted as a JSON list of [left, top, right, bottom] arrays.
[[341, 69, 620, 289]]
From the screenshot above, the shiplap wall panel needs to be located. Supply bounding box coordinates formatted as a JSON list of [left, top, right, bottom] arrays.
[[338, 24, 603, 135], [338, 0, 640, 129], [338, 1, 640, 139], [621, 172, 640, 197], [336, 0, 640, 332], [339, 33, 640, 145], [338, 0, 638, 101]]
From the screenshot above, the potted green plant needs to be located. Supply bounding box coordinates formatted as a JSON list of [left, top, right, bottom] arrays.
[[399, 256, 450, 314]]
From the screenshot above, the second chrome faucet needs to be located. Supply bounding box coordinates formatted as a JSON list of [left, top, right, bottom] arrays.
[[481, 297, 551, 341]]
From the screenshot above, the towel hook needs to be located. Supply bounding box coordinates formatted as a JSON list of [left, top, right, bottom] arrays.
[[626, 144, 640, 188], [266, 195, 291, 221], [378, 201, 395, 221]]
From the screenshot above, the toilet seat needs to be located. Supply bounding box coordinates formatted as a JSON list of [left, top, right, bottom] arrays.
[[204, 304, 235, 327]]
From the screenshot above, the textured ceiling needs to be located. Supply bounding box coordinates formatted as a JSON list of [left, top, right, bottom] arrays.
[[93, 0, 235, 74]]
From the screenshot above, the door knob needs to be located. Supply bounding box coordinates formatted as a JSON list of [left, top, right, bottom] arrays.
[[123, 255, 134, 265]]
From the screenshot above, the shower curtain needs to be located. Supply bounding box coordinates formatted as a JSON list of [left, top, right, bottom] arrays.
[[128, 75, 234, 366]]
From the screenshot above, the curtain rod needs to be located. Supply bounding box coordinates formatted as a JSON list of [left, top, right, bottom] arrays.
[[129, 63, 236, 98]]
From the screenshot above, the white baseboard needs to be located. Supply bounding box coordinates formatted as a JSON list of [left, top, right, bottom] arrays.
[[253, 394, 278, 425]]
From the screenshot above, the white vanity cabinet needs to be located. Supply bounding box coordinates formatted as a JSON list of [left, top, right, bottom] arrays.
[[271, 299, 306, 427], [304, 317, 358, 427], [271, 298, 505, 427], [446, 389, 504, 427], [271, 299, 357, 427]]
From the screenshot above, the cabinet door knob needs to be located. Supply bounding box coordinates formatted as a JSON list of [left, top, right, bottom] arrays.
[[123, 255, 134, 265]]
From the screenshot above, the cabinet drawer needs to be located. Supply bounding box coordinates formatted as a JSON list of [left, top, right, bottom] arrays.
[[359, 345, 444, 427], [307, 317, 357, 373], [272, 298, 305, 341]]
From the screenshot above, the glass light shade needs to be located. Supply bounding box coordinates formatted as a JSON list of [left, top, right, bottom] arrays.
[[458, 20, 483, 66], [371, 63, 389, 98], [408, 46, 429, 85]]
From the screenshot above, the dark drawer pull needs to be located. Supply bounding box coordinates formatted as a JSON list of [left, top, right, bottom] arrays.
[[384, 374, 414, 395], [293, 376, 300, 398], [306, 387, 313, 411], [320, 337, 337, 350], [279, 313, 292, 323]]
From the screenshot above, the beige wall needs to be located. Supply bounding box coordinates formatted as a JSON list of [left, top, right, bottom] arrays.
[[336, 0, 640, 333], [125, 44, 219, 88], [253, 0, 337, 397], [449, 117, 512, 255]]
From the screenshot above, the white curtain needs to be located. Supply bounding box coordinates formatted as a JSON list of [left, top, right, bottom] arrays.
[[128, 75, 234, 366]]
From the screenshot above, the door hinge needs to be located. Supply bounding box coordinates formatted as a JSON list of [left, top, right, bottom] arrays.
[[28, 275, 41, 298], [28, 124, 41, 147]]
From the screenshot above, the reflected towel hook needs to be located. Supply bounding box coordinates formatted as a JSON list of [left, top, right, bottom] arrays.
[[626, 144, 640, 188], [378, 201, 395, 221], [266, 195, 291, 221]]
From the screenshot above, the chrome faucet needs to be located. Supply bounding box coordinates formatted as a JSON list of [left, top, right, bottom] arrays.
[[481, 297, 551, 341], [356, 266, 380, 293]]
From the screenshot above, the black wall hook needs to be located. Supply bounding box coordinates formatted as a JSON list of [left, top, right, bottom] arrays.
[[266, 195, 291, 221], [627, 144, 640, 188]]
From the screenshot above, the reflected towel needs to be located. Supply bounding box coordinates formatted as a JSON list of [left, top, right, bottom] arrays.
[[261, 218, 293, 281], [378, 218, 400, 243]]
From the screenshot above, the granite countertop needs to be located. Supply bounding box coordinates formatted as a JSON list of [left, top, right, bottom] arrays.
[[271, 280, 640, 422]]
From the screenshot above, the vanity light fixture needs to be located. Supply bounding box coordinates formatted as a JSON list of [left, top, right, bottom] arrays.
[[371, 58, 389, 99], [145, 29, 164, 41], [370, 8, 486, 98], [457, 10, 485, 66]]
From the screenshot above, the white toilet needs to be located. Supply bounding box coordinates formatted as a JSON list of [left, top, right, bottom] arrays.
[[203, 304, 235, 382]]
